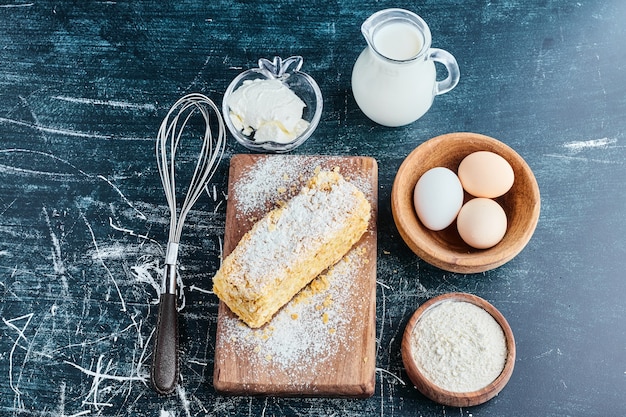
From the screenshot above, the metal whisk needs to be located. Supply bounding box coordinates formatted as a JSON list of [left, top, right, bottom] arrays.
[[152, 93, 225, 395]]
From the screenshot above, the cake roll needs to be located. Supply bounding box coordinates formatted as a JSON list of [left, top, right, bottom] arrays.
[[212, 169, 371, 328]]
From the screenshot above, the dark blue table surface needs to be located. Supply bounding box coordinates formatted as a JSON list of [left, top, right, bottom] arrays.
[[1, 1, 625, 416]]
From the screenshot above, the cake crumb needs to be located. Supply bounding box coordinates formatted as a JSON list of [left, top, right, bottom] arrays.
[[322, 295, 333, 308]]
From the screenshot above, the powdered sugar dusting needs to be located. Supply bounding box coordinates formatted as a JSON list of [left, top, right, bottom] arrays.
[[233, 155, 374, 219], [227, 170, 368, 297], [218, 245, 366, 373]]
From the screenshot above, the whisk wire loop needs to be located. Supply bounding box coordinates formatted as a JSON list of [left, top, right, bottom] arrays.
[[156, 93, 226, 262]]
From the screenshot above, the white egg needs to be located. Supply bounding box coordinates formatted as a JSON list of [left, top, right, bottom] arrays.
[[413, 167, 464, 231]]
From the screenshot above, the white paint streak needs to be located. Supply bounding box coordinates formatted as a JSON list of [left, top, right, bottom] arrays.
[[42, 207, 69, 294], [129, 313, 144, 348], [189, 285, 212, 294], [64, 354, 146, 411], [534, 348, 563, 360], [63, 357, 147, 382], [136, 327, 155, 383], [0, 117, 112, 139], [0, 3, 34, 7], [563, 137, 617, 153], [213, 199, 224, 213], [0, 163, 77, 179], [89, 241, 134, 260], [58, 381, 67, 417], [97, 176, 147, 220], [81, 211, 127, 312], [188, 359, 208, 366], [19, 95, 48, 143], [108, 218, 162, 247], [0, 197, 17, 217], [50, 334, 112, 355], [0, 148, 92, 178], [376, 280, 391, 290], [544, 154, 622, 165], [0, 117, 150, 141], [52, 95, 156, 111], [375, 367, 406, 386], [130, 256, 161, 304], [64, 411, 91, 417], [177, 385, 192, 417], [3, 313, 34, 403]]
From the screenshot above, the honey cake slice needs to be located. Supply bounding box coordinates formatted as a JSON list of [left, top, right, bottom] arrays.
[[212, 169, 371, 328]]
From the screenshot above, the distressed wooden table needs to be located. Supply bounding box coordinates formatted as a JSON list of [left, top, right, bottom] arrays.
[[1, 1, 625, 416]]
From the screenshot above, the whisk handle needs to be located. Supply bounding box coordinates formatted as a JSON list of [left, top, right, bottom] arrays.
[[151, 292, 179, 395]]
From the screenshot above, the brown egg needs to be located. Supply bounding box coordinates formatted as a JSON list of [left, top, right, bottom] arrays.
[[458, 151, 514, 198], [457, 198, 507, 249]]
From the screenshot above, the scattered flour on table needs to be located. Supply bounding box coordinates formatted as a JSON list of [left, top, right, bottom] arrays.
[[410, 300, 507, 393]]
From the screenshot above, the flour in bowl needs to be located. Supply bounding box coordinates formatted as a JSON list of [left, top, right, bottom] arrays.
[[410, 300, 507, 393]]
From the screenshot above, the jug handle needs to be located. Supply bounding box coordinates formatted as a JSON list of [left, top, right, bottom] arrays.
[[428, 48, 460, 96]]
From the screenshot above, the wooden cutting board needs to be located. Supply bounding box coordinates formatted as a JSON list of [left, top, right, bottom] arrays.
[[213, 154, 378, 397]]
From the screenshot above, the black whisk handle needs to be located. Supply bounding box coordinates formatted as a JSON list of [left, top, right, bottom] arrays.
[[151, 292, 179, 395]]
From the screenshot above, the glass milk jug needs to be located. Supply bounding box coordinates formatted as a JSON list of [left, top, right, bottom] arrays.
[[351, 9, 460, 127]]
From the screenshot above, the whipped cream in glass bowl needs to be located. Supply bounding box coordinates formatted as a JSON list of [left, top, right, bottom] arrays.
[[222, 56, 323, 153]]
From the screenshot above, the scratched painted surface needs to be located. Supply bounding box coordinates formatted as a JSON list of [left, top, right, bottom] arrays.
[[0, 0, 625, 416]]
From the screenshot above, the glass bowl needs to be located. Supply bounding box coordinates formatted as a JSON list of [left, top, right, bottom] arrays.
[[222, 56, 323, 153]]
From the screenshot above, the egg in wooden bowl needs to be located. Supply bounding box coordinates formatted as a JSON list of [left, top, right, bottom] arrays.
[[391, 132, 540, 273]]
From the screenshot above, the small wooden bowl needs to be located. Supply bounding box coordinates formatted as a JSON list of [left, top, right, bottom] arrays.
[[391, 132, 540, 273], [401, 292, 516, 407]]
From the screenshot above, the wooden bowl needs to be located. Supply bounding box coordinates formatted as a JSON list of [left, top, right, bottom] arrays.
[[401, 292, 516, 407], [391, 132, 540, 273]]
